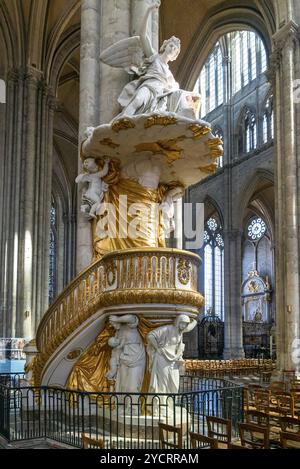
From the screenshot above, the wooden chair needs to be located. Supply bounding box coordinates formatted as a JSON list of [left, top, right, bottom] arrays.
[[189, 432, 218, 449], [269, 381, 285, 392], [276, 392, 295, 418], [238, 422, 269, 449], [280, 431, 300, 449], [158, 422, 183, 449], [82, 433, 105, 449], [206, 416, 232, 448], [254, 389, 270, 414], [228, 442, 249, 449], [279, 416, 300, 433], [244, 410, 269, 427]]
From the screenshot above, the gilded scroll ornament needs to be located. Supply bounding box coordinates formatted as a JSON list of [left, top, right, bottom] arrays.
[[177, 259, 191, 285], [189, 123, 210, 139], [144, 115, 178, 128], [111, 118, 135, 133]]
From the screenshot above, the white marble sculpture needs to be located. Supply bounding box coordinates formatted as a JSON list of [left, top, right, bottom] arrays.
[[147, 315, 197, 395], [159, 186, 184, 237], [75, 157, 110, 219], [106, 336, 123, 380], [100, 0, 200, 118], [107, 314, 146, 394], [121, 156, 162, 190]]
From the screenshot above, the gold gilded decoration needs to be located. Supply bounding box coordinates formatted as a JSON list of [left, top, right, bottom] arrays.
[[33, 248, 202, 386], [111, 118, 135, 133], [144, 115, 177, 128], [99, 138, 119, 148], [66, 349, 82, 360], [207, 137, 223, 147], [106, 262, 117, 287], [198, 163, 218, 174], [93, 178, 163, 258], [188, 123, 210, 139], [100, 289, 203, 307], [66, 322, 114, 394], [177, 259, 191, 285], [135, 138, 185, 164], [66, 318, 170, 395], [206, 137, 224, 158], [248, 280, 259, 293]]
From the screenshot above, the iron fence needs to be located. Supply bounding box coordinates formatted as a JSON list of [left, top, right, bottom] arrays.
[[0, 374, 243, 449]]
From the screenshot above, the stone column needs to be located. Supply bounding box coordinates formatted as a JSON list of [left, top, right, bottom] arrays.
[[99, 0, 130, 122], [269, 21, 300, 374], [0, 68, 55, 339], [77, 0, 159, 272], [223, 229, 245, 359], [77, 0, 101, 273], [131, 0, 159, 51]]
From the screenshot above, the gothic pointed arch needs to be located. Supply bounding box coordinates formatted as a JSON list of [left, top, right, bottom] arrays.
[[27, 0, 49, 70], [48, 25, 80, 91], [45, 0, 81, 83], [237, 169, 274, 230], [178, 5, 274, 89]]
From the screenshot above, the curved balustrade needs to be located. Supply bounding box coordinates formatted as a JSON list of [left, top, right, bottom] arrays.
[[34, 248, 203, 385]]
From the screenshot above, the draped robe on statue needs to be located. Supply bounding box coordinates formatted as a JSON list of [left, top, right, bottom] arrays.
[[66, 318, 168, 394]]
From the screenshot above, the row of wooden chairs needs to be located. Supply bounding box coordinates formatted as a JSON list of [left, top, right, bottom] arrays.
[[245, 384, 300, 418], [158, 413, 300, 450], [185, 359, 274, 371]]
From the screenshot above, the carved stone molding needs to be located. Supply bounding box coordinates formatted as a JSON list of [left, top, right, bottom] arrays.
[[267, 21, 300, 84]]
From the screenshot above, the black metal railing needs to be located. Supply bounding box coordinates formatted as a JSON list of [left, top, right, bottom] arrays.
[[0, 374, 243, 449]]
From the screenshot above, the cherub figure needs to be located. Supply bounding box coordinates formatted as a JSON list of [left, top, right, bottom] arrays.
[[159, 185, 184, 238], [75, 157, 110, 219]]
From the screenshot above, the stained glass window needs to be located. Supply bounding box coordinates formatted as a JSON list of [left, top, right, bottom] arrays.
[[263, 97, 274, 144], [245, 110, 257, 152], [195, 43, 224, 117], [49, 198, 57, 304], [247, 217, 267, 241], [203, 217, 224, 319], [195, 30, 267, 120]]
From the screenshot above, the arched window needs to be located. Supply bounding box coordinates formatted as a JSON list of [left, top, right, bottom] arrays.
[[195, 42, 224, 117], [195, 30, 267, 120], [232, 31, 266, 94], [49, 197, 57, 304], [242, 214, 273, 290], [263, 97, 274, 144], [203, 217, 224, 319], [213, 127, 224, 168], [245, 110, 257, 153]]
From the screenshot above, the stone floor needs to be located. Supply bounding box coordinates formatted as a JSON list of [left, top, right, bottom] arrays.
[[0, 435, 76, 449]]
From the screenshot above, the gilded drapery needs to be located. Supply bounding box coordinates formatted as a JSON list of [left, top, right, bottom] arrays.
[[66, 317, 170, 394], [92, 178, 166, 259]]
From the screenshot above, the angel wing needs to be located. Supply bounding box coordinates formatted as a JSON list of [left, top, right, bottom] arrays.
[[100, 36, 146, 75]]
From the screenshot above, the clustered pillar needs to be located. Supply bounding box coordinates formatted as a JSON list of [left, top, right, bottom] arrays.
[[270, 22, 300, 375], [0, 67, 55, 339]]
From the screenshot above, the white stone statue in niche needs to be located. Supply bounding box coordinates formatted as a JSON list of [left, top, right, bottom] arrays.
[[159, 185, 184, 237], [100, 0, 200, 118], [75, 157, 110, 219], [147, 315, 197, 395]]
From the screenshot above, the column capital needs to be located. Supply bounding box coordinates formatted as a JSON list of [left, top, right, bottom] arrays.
[[267, 21, 300, 84]]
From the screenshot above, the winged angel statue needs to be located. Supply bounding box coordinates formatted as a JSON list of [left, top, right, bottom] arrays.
[[100, 0, 200, 119]]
